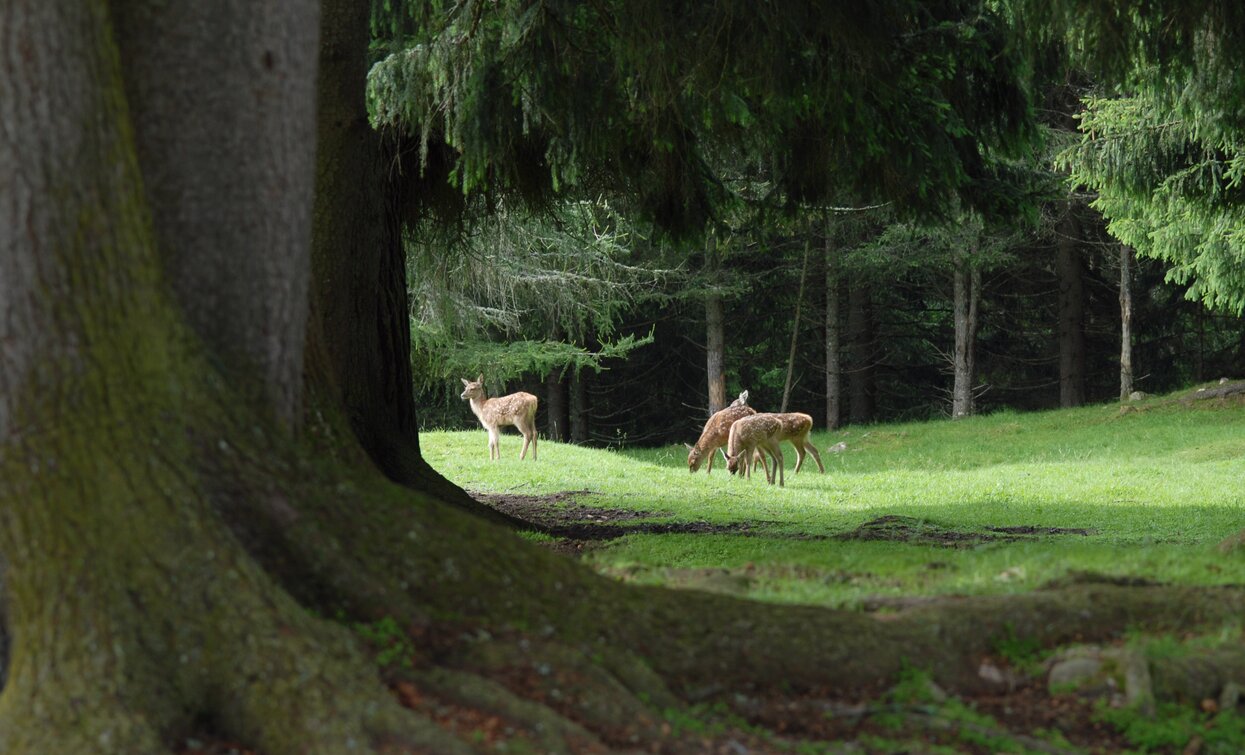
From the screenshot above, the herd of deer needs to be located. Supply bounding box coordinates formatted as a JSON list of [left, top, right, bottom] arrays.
[[460, 377, 824, 487]]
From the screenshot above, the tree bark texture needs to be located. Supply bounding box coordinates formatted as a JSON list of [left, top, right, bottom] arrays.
[[824, 222, 842, 430], [111, 0, 319, 426], [1057, 207, 1087, 408], [1120, 244, 1135, 400], [951, 253, 980, 419], [847, 280, 876, 424]]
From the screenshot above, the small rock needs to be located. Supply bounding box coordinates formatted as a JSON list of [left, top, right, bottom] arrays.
[[1220, 377, 1230, 384], [1048, 656, 1104, 692], [827, 442, 848, 453], [1129, 391, 1149, 401], [1219, 681, 1242, 711], [978, 660, 1018, 691]]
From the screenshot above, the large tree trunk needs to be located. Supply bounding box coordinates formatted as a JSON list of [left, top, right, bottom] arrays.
[[847, 279, 876, 424], [825, 219, 842, 430], [0, 4, 459, 752], [951, 252, 981, 419], [1120, 243, 1135, 400], [309, 0, 504, 521], [1057, 207, 1087, 408]]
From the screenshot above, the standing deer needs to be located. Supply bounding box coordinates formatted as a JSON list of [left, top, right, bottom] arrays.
[[460, 375, 539, 460], [725, 412, 824, 486], [774, 412, 825, 474], [686, 402, 756, 473]]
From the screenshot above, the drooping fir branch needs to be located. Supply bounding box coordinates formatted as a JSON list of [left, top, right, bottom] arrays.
[[1058, 91, 1245, 313], [367, 0, 1037, 233]]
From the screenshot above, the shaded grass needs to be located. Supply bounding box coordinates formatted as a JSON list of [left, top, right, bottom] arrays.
[[423, 390, 1245, 607]]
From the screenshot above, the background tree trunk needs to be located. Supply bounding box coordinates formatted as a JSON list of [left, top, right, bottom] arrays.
[[781, 239, 811, 413], [951, 252, 980, 419], [847, 280, 877, 424], [1120, 243, 1135, 400], [1057, 207, 1087, 407], [825, 220, 842, 430], [546, 368, 569, 442], [570, 369, 589, 443], [706, 296, 727, 416]]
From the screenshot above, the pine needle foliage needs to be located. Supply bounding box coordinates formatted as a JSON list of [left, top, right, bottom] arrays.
[[1022, 0, 1245, 313], [367, 0, 1036, 235], [407, 198, 667, 388]]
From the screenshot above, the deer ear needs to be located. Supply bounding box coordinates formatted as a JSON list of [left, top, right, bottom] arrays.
[[476, 374, 484, 383], [684, 443, 694, 451], [461, 378, 471, 387]]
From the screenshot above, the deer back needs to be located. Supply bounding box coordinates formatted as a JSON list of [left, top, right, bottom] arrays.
[[772, 412, 813, 440], [698, 405, 756, 449]]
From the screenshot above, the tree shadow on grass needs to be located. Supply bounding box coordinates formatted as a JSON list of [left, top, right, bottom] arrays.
[[472, 491, 1097, 558]]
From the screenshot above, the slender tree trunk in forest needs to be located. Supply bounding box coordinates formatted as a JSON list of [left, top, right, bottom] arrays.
[[1057, 208, 1087, 408], [570, 369, 589, 443], [825, 219, 842, 430], [781, 239, 811, 413], [704, 233, 727, 416], [1120, 244, 1135, 400], [545, 369, 569, 442], [847, 280, 876, 424], [951, 252, 980, 419]]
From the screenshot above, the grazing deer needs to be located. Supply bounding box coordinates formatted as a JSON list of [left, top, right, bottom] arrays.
[[725, 412, 824, 486], [460, 375, 539, 460], [725, 414, 785, 485], [686, 403, 756, 473]]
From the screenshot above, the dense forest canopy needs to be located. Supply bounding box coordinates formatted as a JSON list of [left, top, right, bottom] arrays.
[[374, 0, 1245, 436]]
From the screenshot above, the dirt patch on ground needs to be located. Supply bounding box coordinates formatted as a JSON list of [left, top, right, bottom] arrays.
[[840, 515, 1093, 548], [470, 489, 765, 548]]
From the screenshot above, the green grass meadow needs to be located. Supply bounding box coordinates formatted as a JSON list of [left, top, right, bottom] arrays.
[[422, 390, 1245, 609]]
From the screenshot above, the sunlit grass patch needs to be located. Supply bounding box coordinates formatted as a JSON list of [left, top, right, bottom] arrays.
[[424, 390, 1245, 607]]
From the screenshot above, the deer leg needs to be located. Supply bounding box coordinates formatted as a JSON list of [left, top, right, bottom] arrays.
[[706, 448, 716, 474], [772, 444, 785, 487], [792, 440, 806, 474], [805, 440, 825, 473], [754, 447, 768, 482], [488, 428, 501, 460]]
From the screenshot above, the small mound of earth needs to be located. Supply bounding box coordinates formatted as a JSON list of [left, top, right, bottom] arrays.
[[470, 489, 763, 549], [840, 515, 1093, 548]]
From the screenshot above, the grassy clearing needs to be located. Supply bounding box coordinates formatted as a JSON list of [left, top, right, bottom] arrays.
[[422, 389, 1245, 608]]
